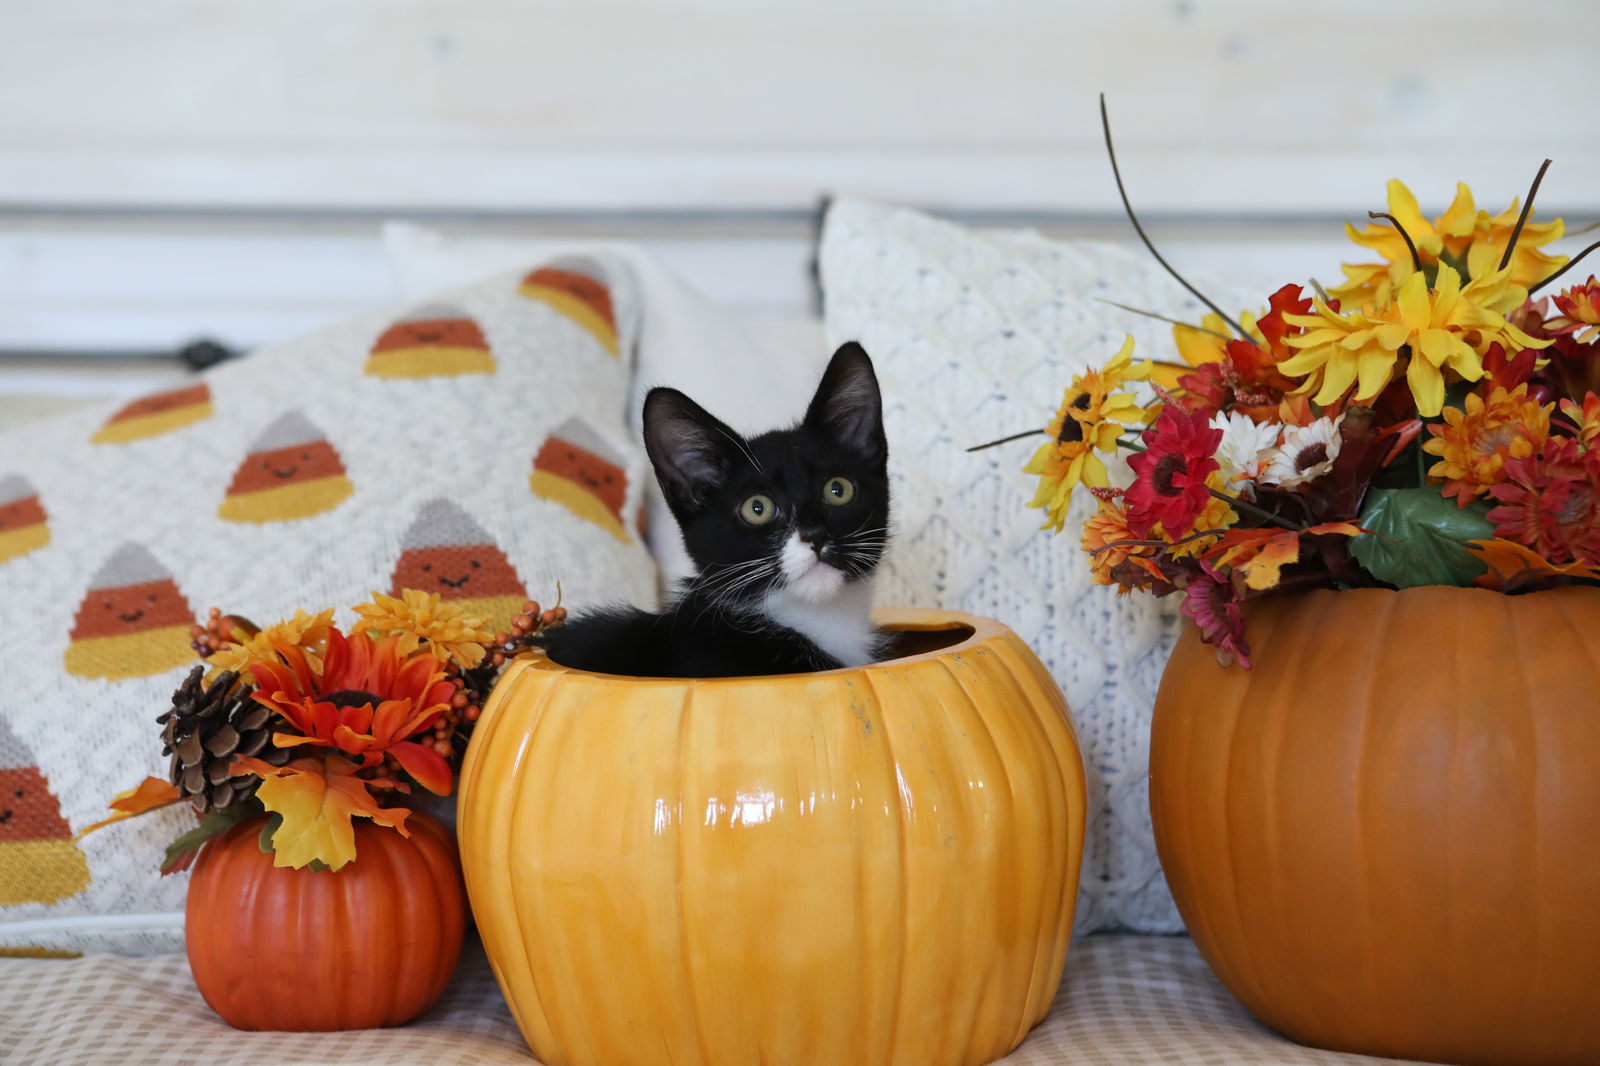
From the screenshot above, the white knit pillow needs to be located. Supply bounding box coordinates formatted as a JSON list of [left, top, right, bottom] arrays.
[[820, 197, 1274, 933], [0, 256, 657, 954]]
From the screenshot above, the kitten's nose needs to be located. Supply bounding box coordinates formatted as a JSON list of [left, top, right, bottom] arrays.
[[799, 526, 829, 551]]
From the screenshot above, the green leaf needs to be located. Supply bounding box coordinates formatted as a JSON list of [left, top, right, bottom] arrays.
[[1351, 487, 1494, 588], [258, 811, 284, 855], [161, 805, 253, 876]]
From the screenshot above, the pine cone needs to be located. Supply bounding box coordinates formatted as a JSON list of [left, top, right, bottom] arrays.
[[159, 666, 289, 812]]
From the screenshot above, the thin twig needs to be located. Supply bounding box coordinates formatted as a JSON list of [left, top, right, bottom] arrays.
[[1499, 158, 1552, 272], [1099, 94, 1255, 344], [1211, 487, 1302, 530], [967, 429, 1040, 453], [1529, 239, 1600, 296], [1090, 529, 1227, 556], [1368, 212, 1422, 273], [1309, 278, 1331, 303], [1095, 298, 1232, 340]]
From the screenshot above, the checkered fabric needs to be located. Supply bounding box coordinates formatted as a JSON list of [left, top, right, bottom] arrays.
[[1, 936, 1423, 1065]]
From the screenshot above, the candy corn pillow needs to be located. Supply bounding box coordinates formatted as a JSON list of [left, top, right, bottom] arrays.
[[0, 256, 658, 954]]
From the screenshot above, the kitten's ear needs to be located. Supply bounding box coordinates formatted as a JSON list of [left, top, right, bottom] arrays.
[[804, 342, 887, 464], [643, 388, 740, 515]]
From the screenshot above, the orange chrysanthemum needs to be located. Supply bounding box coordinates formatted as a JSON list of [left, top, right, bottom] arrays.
[[1423, 384, 1552, 506], [208, 608, 335, 676], [353, 589, 495, 668], [1080, 500, 1154, 592], [248, 628, 457, 795], [1561, 393, 1600, 451], [1548, 277, 1600, 345]]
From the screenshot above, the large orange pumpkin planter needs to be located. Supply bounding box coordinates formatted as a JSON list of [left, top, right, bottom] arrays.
[[186, 809, 468, 1031], [457, 608, 1086, 1066], [1151, 586, 1600, 1066]]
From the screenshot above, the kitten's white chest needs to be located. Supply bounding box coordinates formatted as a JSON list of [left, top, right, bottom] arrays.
[[762, 579, 879, 667]]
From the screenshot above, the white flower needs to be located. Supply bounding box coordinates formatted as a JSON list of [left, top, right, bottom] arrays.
[[1262, 414, 1344, 489], [1210, 411, 1281, 500]]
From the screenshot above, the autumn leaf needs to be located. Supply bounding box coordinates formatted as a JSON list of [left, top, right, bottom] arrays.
[[75, 776, 184, 840], [1465, 538, 1600, 592], [1209, 522, 1364, 591], [231, 755, 409, 871]]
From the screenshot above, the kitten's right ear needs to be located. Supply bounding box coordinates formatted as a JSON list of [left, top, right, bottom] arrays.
[[643, 388, 738, 515]]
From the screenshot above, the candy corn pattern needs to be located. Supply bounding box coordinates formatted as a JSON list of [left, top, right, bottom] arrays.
[[518, 257, 619, 357], [530, 418, 630, 542], [91, 383, 213, 444], [389, 499, 527, 633], [217, 412, 354, 523], [64, 544, 195, 680], [365, 303, 495, 378], [0, 718, 90, 906], [0, 475, 49, 565]]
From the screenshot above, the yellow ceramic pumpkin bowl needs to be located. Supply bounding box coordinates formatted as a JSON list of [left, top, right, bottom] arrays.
[[457, 608, 1086, 1066]]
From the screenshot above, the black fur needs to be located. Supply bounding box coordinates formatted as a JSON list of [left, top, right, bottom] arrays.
[[539, 342, 890, 678]]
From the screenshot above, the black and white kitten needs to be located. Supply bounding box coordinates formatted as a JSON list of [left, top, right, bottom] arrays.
[[540, 342, 890, 678]]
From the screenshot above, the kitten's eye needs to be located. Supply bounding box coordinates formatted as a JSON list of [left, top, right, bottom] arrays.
[[738, 494, 778, 526], [822, 476, 856, 506]]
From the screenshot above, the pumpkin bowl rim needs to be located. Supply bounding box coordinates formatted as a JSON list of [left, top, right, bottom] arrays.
[[508, 606, 1007, 686]]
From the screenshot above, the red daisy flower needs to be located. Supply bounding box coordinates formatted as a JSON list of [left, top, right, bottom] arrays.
[[248, 627, 458, 795], [1179, 560, 1252, 669], [1126, 406, 1223, 538], [1486, 437, 1600, 565]]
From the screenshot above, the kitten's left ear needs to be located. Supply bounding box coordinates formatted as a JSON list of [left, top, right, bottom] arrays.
[[804, 342, 887, 464]]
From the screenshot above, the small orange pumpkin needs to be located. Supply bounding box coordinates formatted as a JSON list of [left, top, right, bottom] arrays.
[[1151, 586, 1600, 1066], [185, 808, 467, 1031]]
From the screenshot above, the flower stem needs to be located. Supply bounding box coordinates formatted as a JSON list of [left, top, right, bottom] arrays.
[[1499, 158, 1552, 272], [1095, 298, 1232, 340], [967, 429, 1041, 453], [1210, 487, 1302, 530], [1090, 529, 1226, 556], [1099, 94, 1256, 345], [1369, 212, 1422, 273], [1529, 238, 1600, 296]]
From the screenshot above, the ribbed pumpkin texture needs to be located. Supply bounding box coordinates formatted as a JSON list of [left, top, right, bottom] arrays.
[[458, 609, 1086, 1066], [1151, 586, 1600, 1066], [185, 809, 467, 1031]]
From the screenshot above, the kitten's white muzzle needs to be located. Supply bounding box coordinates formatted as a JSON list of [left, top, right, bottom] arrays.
[[779, 533, 845, 603]]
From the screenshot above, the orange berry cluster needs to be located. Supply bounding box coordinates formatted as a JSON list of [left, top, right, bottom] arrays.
[[189, 608, 258, 659]]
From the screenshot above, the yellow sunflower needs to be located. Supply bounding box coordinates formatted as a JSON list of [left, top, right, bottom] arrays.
[[1331, 180, 1567, 310], [1422, 385, 1552, 505], [1025, 337, 1151, 532], [1280, 266, 1550, 417], [208, 608, 335, 676], [353, 589, 494, 668]]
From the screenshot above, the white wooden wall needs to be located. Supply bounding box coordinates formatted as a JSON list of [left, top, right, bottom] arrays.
[[2, 0, 1597, 368]]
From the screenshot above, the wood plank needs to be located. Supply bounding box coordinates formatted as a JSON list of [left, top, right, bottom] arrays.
[[1, 0, 1594, 214]]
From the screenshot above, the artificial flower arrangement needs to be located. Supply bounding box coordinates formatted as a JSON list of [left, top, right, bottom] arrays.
[[1004, 101, 1599, 668], [83, 589, 564, 871]]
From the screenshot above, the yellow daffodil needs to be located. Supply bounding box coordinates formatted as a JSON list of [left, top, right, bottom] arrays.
[[1025, 336, 1152, 532], [1280, 266, 1550, 417], [1332, 180, 1567, 310]]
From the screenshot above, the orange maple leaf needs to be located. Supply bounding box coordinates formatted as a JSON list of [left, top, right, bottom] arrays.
[[232, 755, 410, 871], [1208, 522, 1364, 590], [75, 776, 184, 840]]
